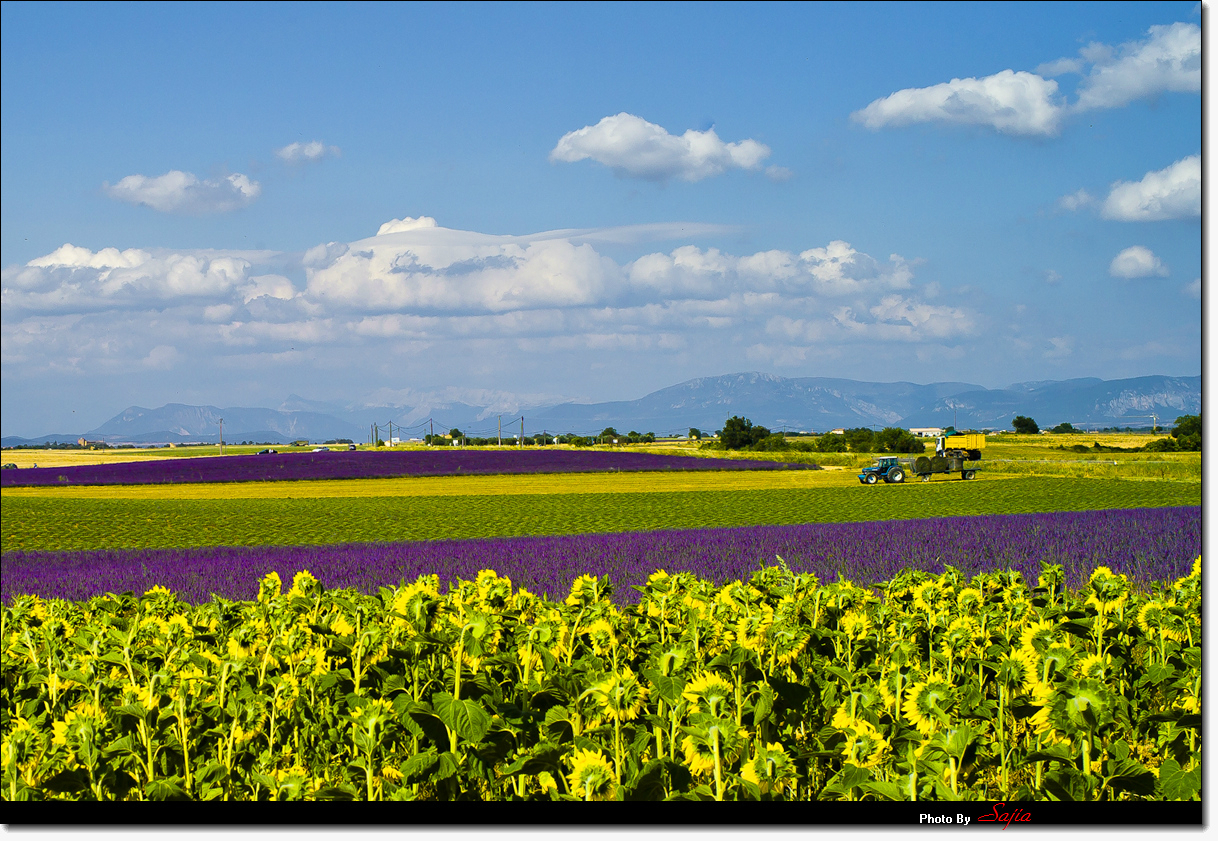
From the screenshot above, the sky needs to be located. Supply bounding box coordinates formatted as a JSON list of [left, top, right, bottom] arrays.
[[0, 1, 1203, 437]]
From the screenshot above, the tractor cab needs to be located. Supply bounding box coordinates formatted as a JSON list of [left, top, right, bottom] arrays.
[[858, 456, 906, 485]]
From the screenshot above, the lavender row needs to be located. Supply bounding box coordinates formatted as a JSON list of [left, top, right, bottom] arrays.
[[0, 449, 813, 488], [2, 507, 1198, 605]]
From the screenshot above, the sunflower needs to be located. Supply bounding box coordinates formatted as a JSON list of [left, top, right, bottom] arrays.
[[902, 678, 955, 737], [584, 617, 618, 656], [1076, 652, 1107, 680], [566, 574, 606, 608], [682, 671, 734, 717], [741, 742, 798, 795], [913, 580, 949, 616], [955, 587, 984, 615], [839, 610, 872, 641], [1018, 618, 1060, 659], [258, 571, 283, 604], [288, 569, 320, 598], [582, 667, 648, 723], [567, 747, 616, 800], [734, 605, 774, 653], [993, 649, 1037, 696], [841, 718, 890, 769]]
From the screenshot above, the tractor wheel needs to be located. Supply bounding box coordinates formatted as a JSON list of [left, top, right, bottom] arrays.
[[887, 467, 905, 483], [963, 470, 976, 480], [865, 473, 878, 485]]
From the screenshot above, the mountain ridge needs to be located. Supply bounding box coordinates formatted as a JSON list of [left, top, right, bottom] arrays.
[[1, 372, 1199, 446]]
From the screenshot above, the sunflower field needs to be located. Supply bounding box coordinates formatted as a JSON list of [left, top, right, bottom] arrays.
[[1, 557, 1200, 801]]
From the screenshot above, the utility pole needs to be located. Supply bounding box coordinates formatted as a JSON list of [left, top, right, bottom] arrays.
[[498, 415, 502, 447], [219, 418, 224, 455], [429, 419, 434, 444], [520, 416, 524, 447]]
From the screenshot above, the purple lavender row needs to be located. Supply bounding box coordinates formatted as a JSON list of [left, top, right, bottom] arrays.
[[2, 507, 1198, 604], [0, 449, 814, 488]]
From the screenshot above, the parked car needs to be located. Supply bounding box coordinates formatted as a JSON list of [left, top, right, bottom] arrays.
[[312, 446, 330, 452], [257, 448, 278, 455], [347, 444, 357, 451]]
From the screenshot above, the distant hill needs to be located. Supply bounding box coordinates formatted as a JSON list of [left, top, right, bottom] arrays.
[[78, 403, 363, 445], [1, 373, 1199, 447]]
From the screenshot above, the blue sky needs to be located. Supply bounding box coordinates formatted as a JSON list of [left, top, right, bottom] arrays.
[[0, 2, 1203, 436]]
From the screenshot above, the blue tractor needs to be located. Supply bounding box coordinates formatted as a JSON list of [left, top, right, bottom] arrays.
[[857, 456, 907, 485]]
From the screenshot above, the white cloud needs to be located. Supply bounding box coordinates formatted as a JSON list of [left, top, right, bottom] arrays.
[[377, 216, 438, 235], [1184, 278, 1200, 299], [1109, 246, 1168, 278], [275, 140, 341, 163], [2, 245, 258, 312], [3, 218, 989, 398], [854, 22, 1200, 137], [1070, 23, 1200, 111], [1044, 336, 1074, 359], [550, 112, 771, 181], [104, 170, 261, 213], [1057, 188, 1095, 212], [851, 70, 1065, 136], [1101, 155, 1200, 221]]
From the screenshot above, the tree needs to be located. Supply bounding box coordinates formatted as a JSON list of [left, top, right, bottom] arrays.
[[1051, 422, 1077, 434], [875, 427, 926, 454], [1170, 414, 1200, 451], [1012, 416, 1039, 434], [815, 433, 848, 453], [720, 416, 771, 450], [688, 428, 703, 441], [843, 428, 876, 453], [599, 427, 618, 443]]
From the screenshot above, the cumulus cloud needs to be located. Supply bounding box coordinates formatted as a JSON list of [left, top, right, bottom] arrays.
[[854, 22, 1200, 136], [1101, 155, 1200, 221], [3, 217, 985, 404], [104, 170, 261, 213], [1057, 189, 1096, 212], [1068, 22, 1200, 111], [275, 140, 341, 163], [2, 244, 261, 312], [1109, 246, 1168, 278], [550, 113, 771, 181], [852, 70, 1065, 136]]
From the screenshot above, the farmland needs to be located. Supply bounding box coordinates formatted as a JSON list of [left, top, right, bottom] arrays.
[[1, 474, 1199, 553], [1, 443, 1202, 803]]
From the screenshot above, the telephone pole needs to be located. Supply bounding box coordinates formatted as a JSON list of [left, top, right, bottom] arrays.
[[520, 416, 524, 447], [498, 415, 502, 447]]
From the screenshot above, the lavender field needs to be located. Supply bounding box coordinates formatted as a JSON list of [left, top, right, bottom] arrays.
[[3, 506, 1197, 604], [0, 448, 814, 488]]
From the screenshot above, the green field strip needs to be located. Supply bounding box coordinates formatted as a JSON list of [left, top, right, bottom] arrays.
[[0, 476, 1200, 553]]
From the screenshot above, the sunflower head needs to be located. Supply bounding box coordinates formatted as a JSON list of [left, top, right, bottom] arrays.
[[567, 748, 616, 800], [582, 667, 648, 723], [902, 678, 955, 737], [257, 571, 283, 604], [682, 671, 734, 717], [741, 742, 798, 795], [841, 718, 890, 769]]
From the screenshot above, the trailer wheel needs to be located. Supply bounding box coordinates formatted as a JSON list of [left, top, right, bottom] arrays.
[[963, 470, 976, 480], [920, 474, 930, 482], [865, 473, 878, 484]]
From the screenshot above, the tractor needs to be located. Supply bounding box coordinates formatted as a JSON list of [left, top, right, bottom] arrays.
[[857, 456, 907, 484], [857, 430, 986, 484]]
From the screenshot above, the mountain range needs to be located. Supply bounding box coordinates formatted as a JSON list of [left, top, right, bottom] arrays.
[[2, 372, 1200, 446]]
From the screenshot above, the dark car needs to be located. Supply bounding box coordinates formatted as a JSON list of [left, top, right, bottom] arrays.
[[257, 448, 278, 455]]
